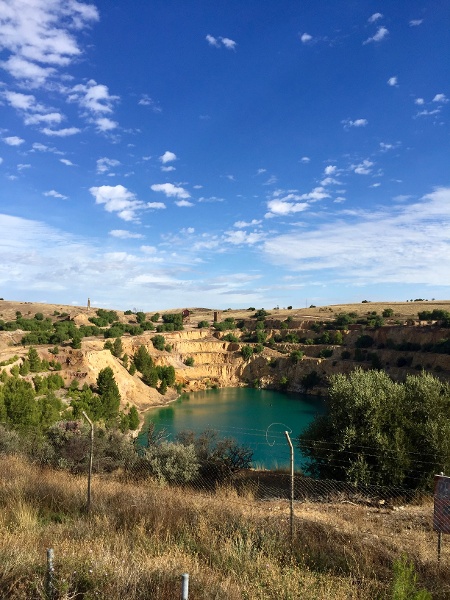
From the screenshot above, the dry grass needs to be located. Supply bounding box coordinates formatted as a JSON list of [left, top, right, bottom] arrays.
[[0, 455, 448, 599]]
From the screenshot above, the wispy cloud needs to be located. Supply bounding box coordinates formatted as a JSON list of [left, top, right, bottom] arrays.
[[109, 230, 144, 239], [409, 19, 423, 27], [352, 159, 374, 175], [2, 136, 25, 146], [387, 76, 398, 87], [263, 187, 450, 286], [151, 183, 190, 199], [138, 94, 162, 112], [364, 26, 389, 44], [206, 34, 237, 50], [368, 13, 383, 23], [41, 127, 81, 137], [44, 190, 68, 200], [234, 219, 262, 228], [433, 93, 448, 103], [300, 32, 313, 44], [97, 158, 121, 174], [342, 118, 368, 129]]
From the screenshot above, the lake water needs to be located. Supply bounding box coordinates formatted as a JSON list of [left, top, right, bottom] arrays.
[[142, 388, 325, 469]]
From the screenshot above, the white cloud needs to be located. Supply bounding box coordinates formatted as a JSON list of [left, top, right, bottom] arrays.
[[342, 118, 368, 128], [415, 98, 425, 105], [161, 166, 176, 172], [256, 168, 266, 175], [147, 202, 166, 210], [90, 185, 145, 221], [138, 94, 161, 112], [409, 19, 423, 26], [175, 200, 194, 207], [263, 175, 278, 186], [364, 26, 389, 44], [387, 76, 398, 87], [2, 136, 25, 146], [263, 187, 450, 286], [206, 34, 220, 47], [324, 165, 337, 175], [265, 198, 308, 218], [0, 0, 98, 86], [60, 158, 75, 166], [300, 156, 310, 163], [97, 158, 121, 174], [352, 159, 374, 175], [109, 230, 144, 239], [206, 34, 236, 49], [151, 183, 190, 199], [69, 80, 119, 114], [300, 32, 313, 43], [221, 37, 237, 50], [96, 117, 118, 132], [433, 93, 448, 103], [368, 13, 383, 23], [159, 151, 177, 164], [17, 163, 31, 171], [223, 230, 264, 245], [416, 109, 441, 117], [234, 219, 262, 228], [41, 127, 80, 136], [379, 142, 400, 152], [44, 189, 67, 200]]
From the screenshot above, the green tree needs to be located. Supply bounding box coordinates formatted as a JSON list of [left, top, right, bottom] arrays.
[[27, 347, 41, 372], [240, 345, 253, 360], [133, 345, 153, 372], [96, 367, 121, 422], [299, 369, 450, 488], [151, 335, 165, 351], [112, 337, 123, 357], [2, 378, 39, 431], [128, 405, 139, 430]]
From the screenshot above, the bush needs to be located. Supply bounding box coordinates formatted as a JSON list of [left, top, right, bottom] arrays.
[[318, 348, 333, 358], [355, 335, 374, 348], [151, 335, 165, 351], [197, 320, 209, 328], [222, 333, 238, 342], [143, 441, 199, 484], [184, 357, 194, 366], [290, 350, 304, 363], [299, 369, 450, 488], [240, 345, 253, 360], [382, 308, 394, 318]]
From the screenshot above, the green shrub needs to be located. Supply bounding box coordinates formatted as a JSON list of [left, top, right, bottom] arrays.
[[184, 356, 194, 366], [143, 441, 199, 484]]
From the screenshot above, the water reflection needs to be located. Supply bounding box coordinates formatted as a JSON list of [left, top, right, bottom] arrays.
[[141, 388, 324, 469]]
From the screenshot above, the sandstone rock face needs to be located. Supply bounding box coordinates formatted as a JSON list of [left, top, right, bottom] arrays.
[[1, 300, 449, 416]]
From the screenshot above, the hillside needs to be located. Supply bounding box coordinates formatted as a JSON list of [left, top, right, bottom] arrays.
[[1, 299, 450, 418]]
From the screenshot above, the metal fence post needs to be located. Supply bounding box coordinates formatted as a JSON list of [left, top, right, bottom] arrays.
[[181, 573, 189, 599], [82, 411, 94, 513], [285, 431, 294, 547], [46, 548, 55, 600]]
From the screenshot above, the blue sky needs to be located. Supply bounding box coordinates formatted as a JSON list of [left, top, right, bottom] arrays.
[[1, 0, 449, 311]]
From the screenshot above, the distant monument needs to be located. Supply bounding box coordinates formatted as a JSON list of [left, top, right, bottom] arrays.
[[87, 297, 91, 310]]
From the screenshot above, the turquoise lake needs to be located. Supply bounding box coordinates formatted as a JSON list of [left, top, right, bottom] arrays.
[[142, 388, 325, 469]]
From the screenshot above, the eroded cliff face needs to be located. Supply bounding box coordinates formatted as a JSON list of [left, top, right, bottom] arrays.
[[1, 304, 450, 414]]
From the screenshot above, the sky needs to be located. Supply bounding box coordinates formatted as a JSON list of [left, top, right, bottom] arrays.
[[1, 0, 449, 311]]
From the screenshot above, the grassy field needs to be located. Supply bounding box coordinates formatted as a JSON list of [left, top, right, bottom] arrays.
[[0, 454, 448, 599]]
